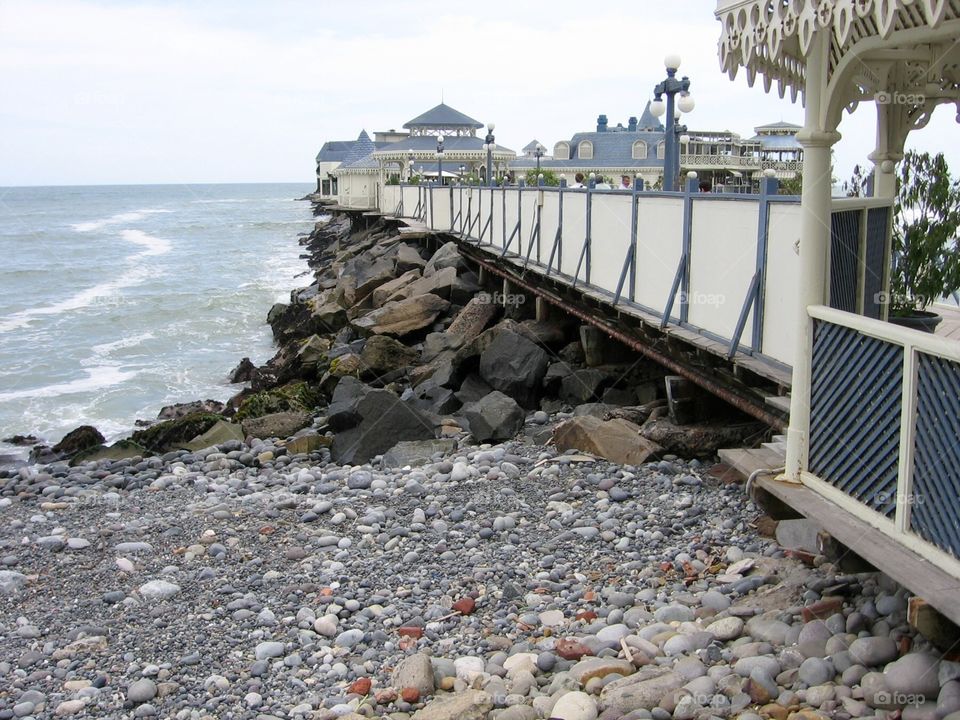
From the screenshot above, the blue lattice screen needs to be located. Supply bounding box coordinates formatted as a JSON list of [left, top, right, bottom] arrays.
[[910, 352, 960, 557], [809, 320, 903, 517]]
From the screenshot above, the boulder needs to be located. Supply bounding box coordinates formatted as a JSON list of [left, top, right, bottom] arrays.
[[408, 380, 461, 415], [132, 413, 223, 453], [52, 425, 105, 458], [372, 269, 421, 308], [311, 299, 348, 332], [382, 439, 457, 468], [331, 390, 435, 464], [423, 241, 466, 277], [234, 382, 321, 422], [561, 368, 612, 404], [385, 266, 458, 303], [462, 391, 525, 442], [353, 258, 396, 301], [455, 374, 492, 404], [553, 416, 663, 465], [228, 358, 256, 383], [478, 330, 549, 407], [639, 417, 767, 457], [352, 294, 450, 338], [296, 335, 332, 368], [328, 353, 363, 377], [284, 433, 331, 455], [184, 420, 245, 451], [326, 377, 370, 431], [360, 335, 418, 375], [395, 244, 426, 273], [447, 296, 498, 342], [242, 411, 312, 440]]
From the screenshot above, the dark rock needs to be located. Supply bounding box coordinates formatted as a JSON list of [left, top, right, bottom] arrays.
[[371, 269, 422, 308], [456, 375, 492, 404], [462, 391, 525, 442], [2, 434, 39, 446], [639, 417, 766, 457], [51, 425, 105, 458], [360, 335, 418, 375], [561, 368, 612, 404], [234, 382, 322, 422], [131, 413, 223, 453], [394, 244, 427, 273], [330, 390, 435, 464], [478, 330, 549, 407], [326, 377, 371, 431], [229, 358, 256, 384], [423, 241, 466, 276], [157, 399, 226, 420]]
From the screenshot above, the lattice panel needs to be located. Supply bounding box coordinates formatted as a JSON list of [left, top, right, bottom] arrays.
[[829, 210, 860, 314], [910, 352, 960, 557], [809, 320, 903, 517], [863, 206, 889, 320]]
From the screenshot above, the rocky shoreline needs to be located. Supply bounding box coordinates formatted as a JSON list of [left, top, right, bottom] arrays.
[[0, 203, 956, 720]]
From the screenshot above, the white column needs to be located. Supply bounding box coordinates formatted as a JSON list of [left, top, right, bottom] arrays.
[[869, 102, 905, 199], [784, 30, 841, 482]]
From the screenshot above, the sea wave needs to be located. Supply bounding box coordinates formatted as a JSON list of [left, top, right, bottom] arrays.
[[90, 331, 156, 356], [0, 229, 171, 332], [72, 208, 171, 233], [0, 365, 139, 402]]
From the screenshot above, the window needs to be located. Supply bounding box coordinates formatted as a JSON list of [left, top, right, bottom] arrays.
[[554, 141, 570, 160], [578, 140, 593, 160], [656, 142, 665, 160], [632, 140, 647, 160]]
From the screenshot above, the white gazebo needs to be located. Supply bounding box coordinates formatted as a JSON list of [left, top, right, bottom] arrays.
[[716, 0, 960, 610]]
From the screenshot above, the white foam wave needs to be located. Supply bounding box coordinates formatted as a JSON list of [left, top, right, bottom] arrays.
[[90, 331, 155, 356], [0, 365, 139, 402], [190, 198, 249, 204], [72, 208, 171, 233], [120, 229, 172, 257], [0, 229, 171, 332]]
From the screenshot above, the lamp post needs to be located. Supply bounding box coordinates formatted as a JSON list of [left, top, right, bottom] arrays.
[[436, 135, 444, 186], [407, 149, 415, 182], [459, 164, 465, 183], [534, 144, 544, 175], [483, 122, 495, 186], [649, 54, 695, 192]]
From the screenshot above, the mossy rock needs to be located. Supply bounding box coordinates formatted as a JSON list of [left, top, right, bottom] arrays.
[[71, 439, 148, 466], [131, 412, 224, 453], [234, 381, 323, 422]]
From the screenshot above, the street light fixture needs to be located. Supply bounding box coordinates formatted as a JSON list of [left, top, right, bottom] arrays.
[[484, 122, 495, 187], [407, 149, 415, 182], [436, 135, 445, 186], [534, 144, 544, 175], [650, 54, 694, 192]]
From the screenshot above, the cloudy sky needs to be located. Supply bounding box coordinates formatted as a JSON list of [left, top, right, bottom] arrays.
[[1, 0, 956, 186]]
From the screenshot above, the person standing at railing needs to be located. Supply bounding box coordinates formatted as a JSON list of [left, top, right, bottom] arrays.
[[621, 175, 632, 189], [570, 172, 585, 189]]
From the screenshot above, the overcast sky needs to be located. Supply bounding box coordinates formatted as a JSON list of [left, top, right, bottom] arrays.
[[1, 0, 956, 186]]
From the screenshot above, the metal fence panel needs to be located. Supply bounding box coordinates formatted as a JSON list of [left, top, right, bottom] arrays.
[[863, 206, 889, 320]]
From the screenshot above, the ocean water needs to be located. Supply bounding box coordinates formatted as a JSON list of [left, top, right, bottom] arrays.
[[0, 183, 317, 458]]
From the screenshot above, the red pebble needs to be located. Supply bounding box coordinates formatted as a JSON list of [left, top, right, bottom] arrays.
[[398, 636, 419, 651], [555, 637, 593, 660], [575, 611, 598, 622], [398, 626, 424, 639], [452, 597, 476, 615], [401, 687, 420, 703], [349, 678, 372, 695]]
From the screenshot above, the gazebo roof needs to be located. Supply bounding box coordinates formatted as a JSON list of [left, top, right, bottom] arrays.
[[403, 103, 484, 130]]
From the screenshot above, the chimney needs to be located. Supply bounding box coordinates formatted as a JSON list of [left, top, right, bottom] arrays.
[[628, 116, 638, 132], [597, 114, 608, 132]]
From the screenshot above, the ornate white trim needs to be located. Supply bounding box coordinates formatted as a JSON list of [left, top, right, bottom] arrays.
[[716, 0, 960, 97]]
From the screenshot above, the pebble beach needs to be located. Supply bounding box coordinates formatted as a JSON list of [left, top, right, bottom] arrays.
[[1, 208, 956, 720]]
